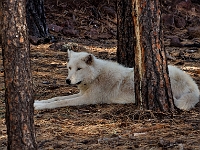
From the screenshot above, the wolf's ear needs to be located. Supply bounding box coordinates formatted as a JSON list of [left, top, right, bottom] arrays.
[[84, 54, 94, 65], [67, 50, 74, 58]]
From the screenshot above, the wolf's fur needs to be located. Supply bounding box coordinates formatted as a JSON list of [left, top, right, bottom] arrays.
[[34, 50, 199, 110]]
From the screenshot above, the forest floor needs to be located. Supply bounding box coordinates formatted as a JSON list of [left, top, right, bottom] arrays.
[[1, 0, 200, 149]]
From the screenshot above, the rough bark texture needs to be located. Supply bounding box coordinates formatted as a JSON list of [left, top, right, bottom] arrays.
[[2, 0, 37, 149], [132, 0, 174, 112], [0, 0, 2, 45], [117, 0, 135, 67], [26, 0, 50, 44]]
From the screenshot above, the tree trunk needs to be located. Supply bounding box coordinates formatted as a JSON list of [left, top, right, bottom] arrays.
[[116, 0, 135, 67], [2, 0, 37, 149], [132, 0, 174, 112], [0, 0, 2, 45], [26, 0, 50, 44]]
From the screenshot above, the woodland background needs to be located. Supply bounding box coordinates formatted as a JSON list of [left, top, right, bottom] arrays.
[[0, 0, 200, 149]]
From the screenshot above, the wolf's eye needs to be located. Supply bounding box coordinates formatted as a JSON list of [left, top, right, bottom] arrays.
[[77, 68, 82, 71], [69, 67, 71, 70]]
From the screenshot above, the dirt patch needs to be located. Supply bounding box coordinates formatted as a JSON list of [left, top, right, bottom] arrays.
[[0, 0, 200, 149]]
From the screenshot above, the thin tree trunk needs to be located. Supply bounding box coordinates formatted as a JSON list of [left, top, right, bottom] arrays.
[[117, 0, 135, 67], [132, 0, 174, 112], [0, 0, 2, 45], [26, 0, 50, 44], [2, 0, 37, 149]]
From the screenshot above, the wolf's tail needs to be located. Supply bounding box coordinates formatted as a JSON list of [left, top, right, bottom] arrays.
[[174, 92, 199, 110]]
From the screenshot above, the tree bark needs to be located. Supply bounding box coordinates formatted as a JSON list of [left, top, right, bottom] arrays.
[[2, 0, 37, 149], [0, 0, 2, 45], [26, 0, 50, 44], [132, 0, 174, 112], [117, 0, 135, 67]]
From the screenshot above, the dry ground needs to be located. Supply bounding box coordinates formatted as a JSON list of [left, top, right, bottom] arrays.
[[0, 38, 200, 150]]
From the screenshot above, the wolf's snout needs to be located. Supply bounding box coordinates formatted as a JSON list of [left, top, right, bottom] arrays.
[[66, 79, 71, 85]]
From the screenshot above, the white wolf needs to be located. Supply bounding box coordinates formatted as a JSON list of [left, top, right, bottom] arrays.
[[34, 50, 199, 110]]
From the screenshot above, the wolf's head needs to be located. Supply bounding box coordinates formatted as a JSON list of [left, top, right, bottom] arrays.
[[66, 50, 96, 85]]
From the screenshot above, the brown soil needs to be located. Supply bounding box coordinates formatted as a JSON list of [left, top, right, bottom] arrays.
[[0, 0, 200, 149]]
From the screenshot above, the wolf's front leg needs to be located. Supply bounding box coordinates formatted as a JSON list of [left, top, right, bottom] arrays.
[[34, 93, 81, 103], [34, 95, 91, 110]]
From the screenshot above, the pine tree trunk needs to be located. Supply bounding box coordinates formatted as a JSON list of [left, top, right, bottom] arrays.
[[132, 0, 174, 112], [116, 0, 135, 67], [2, 0, 37, 149], [0, 0, 2, 45], [26, 0, 50, 44]]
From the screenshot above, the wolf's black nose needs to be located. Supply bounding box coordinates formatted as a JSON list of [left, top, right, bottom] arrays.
[[66, 79, 71, 85]]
